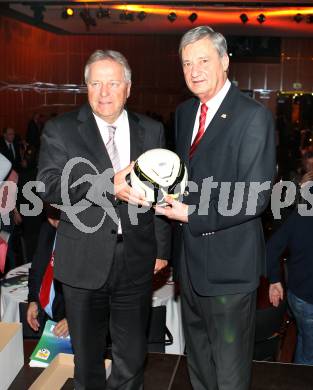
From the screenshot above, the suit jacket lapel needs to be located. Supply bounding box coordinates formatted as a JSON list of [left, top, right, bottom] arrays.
[[190, 84, 238, 165], [77, 104, 112, 171], [177, 98, 199, 168], [128, 111, 145, 162]]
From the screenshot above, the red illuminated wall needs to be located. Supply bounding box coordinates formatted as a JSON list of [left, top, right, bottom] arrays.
[[1, 15, 313, 136]]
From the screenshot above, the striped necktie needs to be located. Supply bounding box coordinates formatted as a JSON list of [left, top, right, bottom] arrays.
[[39, 236, 56, 318], [189, 103, 208, 159], [106, 125, 121, 173]]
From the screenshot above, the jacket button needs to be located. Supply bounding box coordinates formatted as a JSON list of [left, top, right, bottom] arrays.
[[111, 229, 117, 235]]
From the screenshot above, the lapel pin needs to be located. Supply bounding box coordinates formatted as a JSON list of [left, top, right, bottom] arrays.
[[221, 114, 227, 119]]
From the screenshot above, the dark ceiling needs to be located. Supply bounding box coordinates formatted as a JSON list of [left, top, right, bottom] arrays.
[[1, 0, 313, 36]]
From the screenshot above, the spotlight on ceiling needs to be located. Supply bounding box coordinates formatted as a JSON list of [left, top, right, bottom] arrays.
[[240, 13, 249, 24], [257, 13, 266, 24], [80, 9, 96, 30], [30, 4, 45, 23], [119, 11, 126, 21], [294, 13, 303, 23], [168, 12, 177, 22], [126, 13, 134, 21], [307, 14, 313, 23], [119, 11, 134, 21], [188, 13, 198, 23], [62, 7, 74, 19], [96, 8, 110, 19], [137, 11, 147, 21]]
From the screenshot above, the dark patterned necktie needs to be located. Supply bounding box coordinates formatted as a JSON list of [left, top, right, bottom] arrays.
[[189, 103, 208, 159]]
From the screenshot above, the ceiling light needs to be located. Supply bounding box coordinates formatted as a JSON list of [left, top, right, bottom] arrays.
[[62, 7, 74, 19], [137, 11, 146, 21], [119, 11, 127, 21], [188, 13, 197, 23], [126, 12, 134, 21], [257, 13, 266, 24], [30, 4, 45, 23], [240, 13, 249, 24], [119, 11, 134, 22], [80, 9, 96, 30], [294, 13, 303, 23], [168, 12, 177, 23], [307, 14, 313, 23], [96, 8, 110, 19]]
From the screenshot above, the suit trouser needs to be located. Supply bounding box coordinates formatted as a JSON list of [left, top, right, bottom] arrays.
[[180, 253, 256, 390], [62, 241, 152, 390]]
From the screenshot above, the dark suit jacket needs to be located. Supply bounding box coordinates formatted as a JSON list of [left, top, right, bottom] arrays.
[[173, 84, 276, 296], [26, 119, 41, 150], [28, 221, 65, 321], [37, 104, 171, 289], [0, 137, 21, 172]]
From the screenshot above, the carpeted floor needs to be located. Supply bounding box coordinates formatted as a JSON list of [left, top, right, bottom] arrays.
[[60, 354, 313, 390]]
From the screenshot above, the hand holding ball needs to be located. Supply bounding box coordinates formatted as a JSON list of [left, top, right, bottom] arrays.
[[130, 148, 188, 205]]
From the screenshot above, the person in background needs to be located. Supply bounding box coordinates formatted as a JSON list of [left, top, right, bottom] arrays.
[[0, 154, 22, 272], [0, 153, 12, 274], [156, 26, 276, 390], [266, 208, 313, 365], [27, 214, 68, 338], [0, 127, 22, 172]]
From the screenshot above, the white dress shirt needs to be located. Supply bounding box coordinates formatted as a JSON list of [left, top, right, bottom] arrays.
[[191, 79, 231, 144], [93, 109, 130, 170], [93, 109, 130, 234]]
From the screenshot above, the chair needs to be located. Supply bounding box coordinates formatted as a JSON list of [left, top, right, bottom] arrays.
[[253, 300, 287, 361], [105, 306, 173, 357], [147, 305, 173, 353]]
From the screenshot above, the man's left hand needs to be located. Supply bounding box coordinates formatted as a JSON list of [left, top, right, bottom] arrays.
[[155, 196, 188, 223], [53, 319, 69, 338], [154, 259, 168, 274]]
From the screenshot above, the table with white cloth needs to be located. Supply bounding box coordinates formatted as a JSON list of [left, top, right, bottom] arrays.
[[152, 274, 185, 354], [0, 263, 185, 354], [0, 263, 30, 322]]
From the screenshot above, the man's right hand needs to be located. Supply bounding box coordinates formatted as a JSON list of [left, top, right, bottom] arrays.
[[300, 170, 313, 186], [269, 282, 284, 307], [27, 301, 40, 331], [114, 162, 149, 207]]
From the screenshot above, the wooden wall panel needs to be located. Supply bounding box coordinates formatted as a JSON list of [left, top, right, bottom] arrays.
[[229, 63, 251, 90], [2, 16, 313, 134], [266, 64, 282, 91], [281, 58, 298, 91], [250, 63, 267, 90]]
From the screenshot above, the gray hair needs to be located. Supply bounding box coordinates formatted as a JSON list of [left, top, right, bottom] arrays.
[[84, 50, 132, 83], [179, 26, 228, 59]]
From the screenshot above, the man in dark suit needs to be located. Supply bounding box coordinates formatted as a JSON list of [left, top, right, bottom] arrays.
[[27, 214, 68, 338], [156, 26, 276, 390], [37, 50, 171, 390], [0, 127, 21, 172]]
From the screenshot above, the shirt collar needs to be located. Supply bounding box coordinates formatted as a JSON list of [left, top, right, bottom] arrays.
[[202, 79, 231, 110], [93, 109, 127, 129]]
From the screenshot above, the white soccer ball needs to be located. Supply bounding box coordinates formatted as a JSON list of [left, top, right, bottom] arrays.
[[130, 148, 188, 204]]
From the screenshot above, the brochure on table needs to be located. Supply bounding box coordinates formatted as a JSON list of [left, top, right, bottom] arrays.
[[30, 320, 73, 367]]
